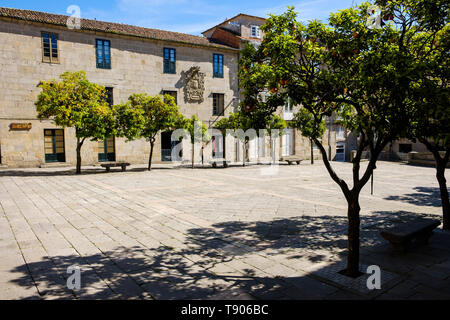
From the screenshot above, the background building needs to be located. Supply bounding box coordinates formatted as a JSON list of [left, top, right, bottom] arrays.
[[204, 14, 337, 163], [0, 8, 337, 168]]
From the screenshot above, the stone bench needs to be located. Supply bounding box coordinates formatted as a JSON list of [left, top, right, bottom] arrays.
[[280, 156, 303, 165], [100, 162, 131, 172], [380, 219, 441, 252], [209, 159, 231, 168]]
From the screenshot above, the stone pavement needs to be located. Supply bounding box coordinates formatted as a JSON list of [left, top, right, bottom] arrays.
[[0, 161, 449, 300]]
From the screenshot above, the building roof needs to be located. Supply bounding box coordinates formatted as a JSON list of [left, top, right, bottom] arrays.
[[0, 7, 237, 51], [202, 13, 266, 36]]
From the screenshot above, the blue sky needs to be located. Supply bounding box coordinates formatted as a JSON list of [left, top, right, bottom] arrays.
[[0, 0, 365, 35]]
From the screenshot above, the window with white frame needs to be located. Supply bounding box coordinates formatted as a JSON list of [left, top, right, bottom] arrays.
[[336, 126, 346, 140], [284, 98, 294, 120], [251, 25, 261, 38]]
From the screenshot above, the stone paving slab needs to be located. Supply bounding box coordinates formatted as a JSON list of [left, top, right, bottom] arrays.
[[0, 161, 449, 300]]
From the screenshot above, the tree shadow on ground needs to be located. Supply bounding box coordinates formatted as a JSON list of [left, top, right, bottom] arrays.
[[384, 187, 445, 207], [0, 168, 104, 177], [6, 211, 442, 300]]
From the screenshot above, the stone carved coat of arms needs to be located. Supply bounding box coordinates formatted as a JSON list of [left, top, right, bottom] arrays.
[[182, 66, 205, 103]]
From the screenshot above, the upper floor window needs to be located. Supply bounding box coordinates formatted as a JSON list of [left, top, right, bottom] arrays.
[[336, 126, 346, 140], [284, 98, 293, 120], [213, 53, 224, 78], [399, 143, 412, 153], [42, 32, 59, 63], [284, 98, 293, 113], [163, 90, 178, 104], [96, 39, 111, 69], [312, 140, 320, 150], [251, 26, 261, 38], [164, 48, 176, 74], [213, 93, 225, 116]]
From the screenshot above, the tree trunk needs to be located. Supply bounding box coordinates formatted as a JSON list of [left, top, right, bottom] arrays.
[[76, 137, 83, 175], [148, 140, 154, 171], [201, 145, 204, 166], [243, 140, 246, 167], [345, 194, 361, 276], [310, 139, 314, 165], [192, 142, 195, 169], [421, 139, 450, 231], [436, 163, 449, 230], [271, 137, 275, 164]]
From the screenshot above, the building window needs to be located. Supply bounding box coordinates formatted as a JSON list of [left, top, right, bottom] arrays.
[[42, 32, 59, 63], [96, 39, 111, 69], [213, 53, 224, 78], [284, 98, 293, 113], [312, 141, 319, 150], [282, 128, 294, 156], [336, 126, 346, 140], [251, 26, 261, 38], [335, 143, 346, 162], [163, 91, 177, 104], [284, 98, 293, 120], [212, 135, 225, 159], [399, 143, 412, 153], [213, 93, 225, 116], [105, 87, 114, 106], [44, 129, 65, 163], [98, 137, 116, 162], [163, 48, 176, 74], [161, 131, 182, 162]]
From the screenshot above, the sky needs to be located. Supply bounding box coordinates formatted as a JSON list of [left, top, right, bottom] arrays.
[[0, 0, 365, 35]]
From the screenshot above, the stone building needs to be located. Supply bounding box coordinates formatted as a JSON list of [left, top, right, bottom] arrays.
[[0, 8, 336, 168]]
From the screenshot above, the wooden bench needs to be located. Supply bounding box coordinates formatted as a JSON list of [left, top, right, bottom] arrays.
[[280, 156, 303, 165], [209, 159, 231, 168], [380, 219, 441, 252], [100, 162, 131, 172]]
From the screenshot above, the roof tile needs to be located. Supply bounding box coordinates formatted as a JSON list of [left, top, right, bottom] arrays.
[[0, 7, 237, 50]]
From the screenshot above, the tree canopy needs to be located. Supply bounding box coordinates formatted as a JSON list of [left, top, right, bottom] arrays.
[[114, 93, 184, 171], [36, 71, 114, 174], [182, 115, 210, 168]]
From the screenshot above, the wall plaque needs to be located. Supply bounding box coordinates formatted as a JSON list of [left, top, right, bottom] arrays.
[[182, 66, 205, 103], [10, 123, 32, 131]]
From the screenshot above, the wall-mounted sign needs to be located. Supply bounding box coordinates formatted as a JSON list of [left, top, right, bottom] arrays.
[[10, 123, 32, 131]]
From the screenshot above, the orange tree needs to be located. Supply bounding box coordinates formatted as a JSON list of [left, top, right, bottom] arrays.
[[238, 1, 447, 276], [114, 94, 184, 171], [36, 71, 115, 174], [404, 0, 449, 229], [182, 115, 210, 169], [291, 108, 326, 165]]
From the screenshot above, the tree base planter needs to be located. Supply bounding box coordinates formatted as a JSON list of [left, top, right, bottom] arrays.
[[338, 269, 364, 279]]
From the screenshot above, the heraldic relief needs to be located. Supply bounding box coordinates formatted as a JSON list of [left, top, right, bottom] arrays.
[[182, 66, 206, 103]]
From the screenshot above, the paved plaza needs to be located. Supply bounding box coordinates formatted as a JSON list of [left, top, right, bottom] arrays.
[[0, 161, 449, 300]]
